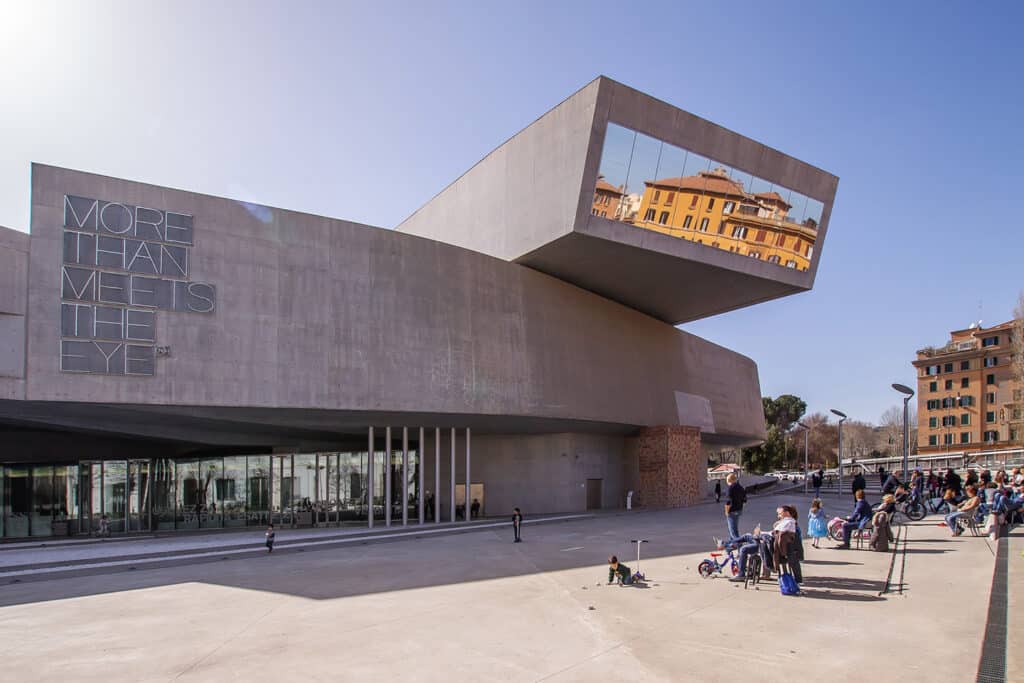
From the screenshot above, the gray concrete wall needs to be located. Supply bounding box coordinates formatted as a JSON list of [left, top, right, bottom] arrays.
[[0, 225, 28, 398], [395, 79, 600, 260], [417, 430, 628, 517], [25, 164, 765, 444]]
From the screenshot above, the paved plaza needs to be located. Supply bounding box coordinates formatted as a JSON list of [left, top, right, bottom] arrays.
[[0, 493, 1018, 682]]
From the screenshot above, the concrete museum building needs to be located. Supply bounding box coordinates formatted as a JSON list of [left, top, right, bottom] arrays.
[[0, 78, 838, 538]]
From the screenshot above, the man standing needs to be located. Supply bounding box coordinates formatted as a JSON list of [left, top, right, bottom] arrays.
[[812, 469, 823, 498], [852, 468, 866, 501], [714, 479, 722, 503], [512, 507, 523, 543], [724, 473, 746, 540]]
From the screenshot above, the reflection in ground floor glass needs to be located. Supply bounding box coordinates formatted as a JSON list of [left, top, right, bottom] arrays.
[[0, 436, 438, 538]]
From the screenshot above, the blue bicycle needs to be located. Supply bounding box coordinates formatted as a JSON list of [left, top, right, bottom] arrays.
[[697, 537, 740, 579]]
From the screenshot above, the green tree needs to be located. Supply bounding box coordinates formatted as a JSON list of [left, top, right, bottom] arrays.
[[741, 395, 808, 473]]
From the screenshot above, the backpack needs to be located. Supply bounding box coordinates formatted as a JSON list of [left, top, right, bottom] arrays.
[[778, 572, 798, 596]]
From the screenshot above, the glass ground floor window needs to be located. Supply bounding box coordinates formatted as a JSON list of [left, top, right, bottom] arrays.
[[0, 432, 436, 538]]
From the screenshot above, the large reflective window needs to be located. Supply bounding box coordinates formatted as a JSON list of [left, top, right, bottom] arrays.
[[199, 458, 223, 528], [3, 466, 30, 537], [247, 455, 270, 527], [30, 465, 54, 536], [293, 454, 317, 525], [222, 456, 247, 527], [152, 458, 175, 530], [102, 461, 127, 533], [592, 122, 824, 272], [128, 460, 149, 532], [175, 460, 200, 530], [271, 455, 293, 527]]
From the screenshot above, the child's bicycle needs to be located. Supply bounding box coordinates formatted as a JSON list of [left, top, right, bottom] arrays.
[[698, 537, 761, 588]]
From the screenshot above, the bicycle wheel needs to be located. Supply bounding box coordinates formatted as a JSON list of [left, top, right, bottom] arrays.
[[905, 501, 926, 521], [697, 560, 715, 578], [828, 521, 843, 542], [745, 555, 762, 589]]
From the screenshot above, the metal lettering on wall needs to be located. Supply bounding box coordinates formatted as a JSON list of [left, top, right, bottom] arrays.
[[59, 195, 217, 376]]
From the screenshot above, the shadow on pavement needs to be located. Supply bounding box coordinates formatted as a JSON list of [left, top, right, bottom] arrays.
[[802, 559, 862, 566], [800, 576, 886, 592], [798, 589, 887, 602], [903, 548, 951, 554], [0, 495, 906, 608]]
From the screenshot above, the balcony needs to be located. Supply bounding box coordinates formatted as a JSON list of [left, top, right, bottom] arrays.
[[916, 340, 978, 358]]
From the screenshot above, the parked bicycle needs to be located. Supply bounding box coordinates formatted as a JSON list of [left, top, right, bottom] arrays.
[[697, 537, 740, 579], [698, 537, 761, 589]]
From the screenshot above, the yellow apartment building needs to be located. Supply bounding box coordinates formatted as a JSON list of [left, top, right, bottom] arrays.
[[631, 168, 817, 271], [912, 320, 1023, 455]]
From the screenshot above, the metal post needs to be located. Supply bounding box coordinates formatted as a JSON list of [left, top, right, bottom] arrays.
[[465, 427, 471, 522], [831, 409, 847, 497], [838, 421, 844, 495], [434, 427, 440, 524], [450, 427, 456, 523], [903, 396, 910, 477], [367, 427, 374, 529], [803, 428, 809, 494], [418, 427, 425, 524], [385, 427, 392, 527], [402, 427, 409, 526]]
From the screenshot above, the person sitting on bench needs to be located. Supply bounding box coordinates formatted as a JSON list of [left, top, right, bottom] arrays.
[[836, 489, 872, 549], [945, 485, 981, 536]]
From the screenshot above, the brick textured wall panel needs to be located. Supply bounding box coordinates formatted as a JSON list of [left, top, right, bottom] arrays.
[[636, 425, 703, 508]]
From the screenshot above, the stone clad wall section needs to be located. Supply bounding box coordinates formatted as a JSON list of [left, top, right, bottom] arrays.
[[635, 425, 703, 508]]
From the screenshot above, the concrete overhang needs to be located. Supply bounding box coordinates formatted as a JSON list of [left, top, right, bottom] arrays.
[[398, 76, 839, 325]]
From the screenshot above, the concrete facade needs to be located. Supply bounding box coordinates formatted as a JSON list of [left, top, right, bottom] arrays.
[[0, 226, 28, 400], [0, 77, 838, 534]]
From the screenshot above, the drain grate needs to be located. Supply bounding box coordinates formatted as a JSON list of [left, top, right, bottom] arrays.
[[976, 534, 1008, 682]]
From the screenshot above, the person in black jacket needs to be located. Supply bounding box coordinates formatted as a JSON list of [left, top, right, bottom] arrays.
[[882, 471, 901, 495], [837, 490, 872, 548], [512, 507, 523, 543], [945, 468, 962, 496], [851, 469, 866, 501]]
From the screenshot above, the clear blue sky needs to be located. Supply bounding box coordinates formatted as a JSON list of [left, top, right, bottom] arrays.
[[2, 1, 1021, 425]]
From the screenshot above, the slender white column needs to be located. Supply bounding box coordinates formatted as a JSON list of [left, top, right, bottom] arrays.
[[434, 427, 441, 524], [450, 427, 456, 523], [385, 426, 392, 527], [402, 427, 409, 526], [367, 427, 374, 529], [465, 427, 471, 522], [418, 427, 425, 524]]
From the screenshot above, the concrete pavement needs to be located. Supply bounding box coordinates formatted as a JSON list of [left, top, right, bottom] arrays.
[[0, 493, 1012, 682]]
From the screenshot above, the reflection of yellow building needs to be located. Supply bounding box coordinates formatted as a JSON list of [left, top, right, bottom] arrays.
[[630, 168, 817, 270]]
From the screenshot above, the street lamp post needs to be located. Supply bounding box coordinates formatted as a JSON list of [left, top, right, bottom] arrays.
[[831, 409, 848, 496], [798, 421, 810, 494], [892, 383, 915, 478]]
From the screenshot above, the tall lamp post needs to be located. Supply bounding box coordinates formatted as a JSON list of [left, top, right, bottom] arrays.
[[797, 421, 810, 494], [831, 409, 847, 495], [892, 383, 915, 478]]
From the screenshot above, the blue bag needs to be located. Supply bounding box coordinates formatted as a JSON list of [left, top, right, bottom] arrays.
[[778, 572, 798, 596]]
